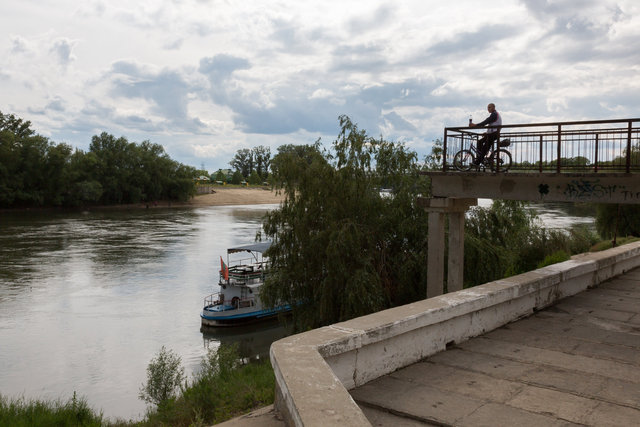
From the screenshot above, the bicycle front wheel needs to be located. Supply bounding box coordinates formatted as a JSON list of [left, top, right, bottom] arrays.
[[489, 149, 512, 172], [453, 150, 475, 171]]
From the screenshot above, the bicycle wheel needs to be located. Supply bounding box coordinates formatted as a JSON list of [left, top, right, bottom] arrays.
[[489, 149, 512, 173], [453, 150, 475, 171]]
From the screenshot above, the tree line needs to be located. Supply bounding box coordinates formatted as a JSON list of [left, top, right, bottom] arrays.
[[0, 111, 197, 208]]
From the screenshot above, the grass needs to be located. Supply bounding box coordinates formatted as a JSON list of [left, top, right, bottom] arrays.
[[0, 392, 105, 427], [0, 355, 275, 427], [590, 236, 640, 252], [536, 250, 571, 268]]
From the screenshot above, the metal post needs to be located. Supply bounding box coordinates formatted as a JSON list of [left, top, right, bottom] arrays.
[[594, 133, 599, 173], [557, 125, 562, 173], [442, 129, 448, 172], [539, 135, 543, 172], [626, 121, 632, 173]]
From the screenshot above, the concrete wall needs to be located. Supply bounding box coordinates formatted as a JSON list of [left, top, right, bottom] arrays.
[[270, 241, 640, 426], [427, 173, 640, 204]]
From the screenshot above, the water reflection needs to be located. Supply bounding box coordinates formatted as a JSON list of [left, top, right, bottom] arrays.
[[201, 318, 292, 361]]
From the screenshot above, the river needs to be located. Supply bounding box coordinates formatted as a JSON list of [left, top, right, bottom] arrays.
[[0, 201, 595, 421]]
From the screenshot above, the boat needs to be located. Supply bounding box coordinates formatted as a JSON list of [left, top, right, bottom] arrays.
[[200, 241, 291, 327]]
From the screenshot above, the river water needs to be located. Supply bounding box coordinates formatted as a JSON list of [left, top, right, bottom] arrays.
[[0, 201, 594, 421], [0, 204, 286, 421]]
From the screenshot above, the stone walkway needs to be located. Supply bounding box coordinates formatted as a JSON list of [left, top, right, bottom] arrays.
[[350, 268, 640, 426]]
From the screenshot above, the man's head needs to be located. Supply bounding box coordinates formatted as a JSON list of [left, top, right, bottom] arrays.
[[487, 103, 496, 112]]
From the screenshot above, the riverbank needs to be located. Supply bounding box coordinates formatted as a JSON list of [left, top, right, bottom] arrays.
[[0, 187, 286, 213], [148, 187, 285, 209]]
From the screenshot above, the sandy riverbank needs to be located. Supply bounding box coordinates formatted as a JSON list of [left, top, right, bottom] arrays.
[[0, 187, 286, 213], [139, 187, 286, 209], [188, 187, 285, 207]]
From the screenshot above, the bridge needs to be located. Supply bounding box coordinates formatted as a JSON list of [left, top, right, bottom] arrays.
[[431, 118, 640, 204], [256, 119, 640, 427], [422, 118, 640, 299]]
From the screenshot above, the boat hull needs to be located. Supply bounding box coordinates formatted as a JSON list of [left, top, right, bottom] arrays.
[[200, 305, 291, 328]]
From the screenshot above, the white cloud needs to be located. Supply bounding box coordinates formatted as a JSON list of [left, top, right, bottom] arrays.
[[1, 0, 639, 171]]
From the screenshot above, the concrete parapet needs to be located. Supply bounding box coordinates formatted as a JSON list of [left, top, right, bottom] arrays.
[[270, 241, 640, 426]]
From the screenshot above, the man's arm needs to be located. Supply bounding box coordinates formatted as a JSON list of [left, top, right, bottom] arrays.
[[474, 111, 498, 127]]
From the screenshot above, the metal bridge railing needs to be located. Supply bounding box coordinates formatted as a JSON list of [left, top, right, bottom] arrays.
[[443, 118, 640, 173]]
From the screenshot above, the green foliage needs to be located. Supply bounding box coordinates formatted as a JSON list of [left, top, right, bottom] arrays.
[[0, 111, 197, 208], [214, 169, 227, 182], [261, 116, 430, 330], [536, 250, 570, 268], [0, 392, 105, 427], [230, 170, 243, 185], [1, 345, 275, 427], [230, 146, 271, 179], [424, 139, 443, 170], [464, 201, 599, 287], [248, 170, 262, 185], [139, 346, 185, 408], [142, 344, 275, 427], [590, 236, 640, 252], [252, 145, 271, 179], [595, 204, 640, 239], [230, 148, 253, 177]]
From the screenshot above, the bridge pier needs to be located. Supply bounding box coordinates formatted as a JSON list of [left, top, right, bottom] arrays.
[[419, 197, 477, 297]]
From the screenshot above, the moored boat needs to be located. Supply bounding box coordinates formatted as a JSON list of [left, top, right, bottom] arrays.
[[200, 241, 290, 327]]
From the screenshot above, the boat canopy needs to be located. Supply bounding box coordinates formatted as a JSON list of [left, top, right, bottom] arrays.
[[227, 241, 272, 254]]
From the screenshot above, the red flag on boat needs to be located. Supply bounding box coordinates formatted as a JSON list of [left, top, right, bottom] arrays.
[[220, 256, 229, 281]]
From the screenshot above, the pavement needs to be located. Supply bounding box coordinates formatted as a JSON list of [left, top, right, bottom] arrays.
[[216, 267, 640, 426], [214, 405, 284, 427], [350, 268, 640, 426]]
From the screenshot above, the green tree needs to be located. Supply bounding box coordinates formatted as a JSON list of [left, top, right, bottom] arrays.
[[424, 139, 443, 170], [253, 145, 271, 179], [464, 201, 598, 286], [595, 204, 640, 239], [230, 148, 253, 177], [139, 346, 185, 408], [231, 170, 244, 184], [248, 169, 262, 185], [214, 169, 227, 182], [260, 116, 430, 330]]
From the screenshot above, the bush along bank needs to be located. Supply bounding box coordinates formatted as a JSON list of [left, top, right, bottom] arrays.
[[0, 344, 275, 427]]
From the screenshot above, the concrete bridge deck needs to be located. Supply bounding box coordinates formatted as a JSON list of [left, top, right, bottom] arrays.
[[350, 268, 640, 426]]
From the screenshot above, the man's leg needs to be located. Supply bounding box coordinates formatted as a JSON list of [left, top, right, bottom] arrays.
[[475, 135, 488, 164]]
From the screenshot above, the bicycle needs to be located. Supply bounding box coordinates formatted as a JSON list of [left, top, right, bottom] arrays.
[[452, 138, 512, 172]]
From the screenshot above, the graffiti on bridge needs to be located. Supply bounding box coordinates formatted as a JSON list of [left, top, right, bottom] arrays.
[[560, 179, 624, 200]]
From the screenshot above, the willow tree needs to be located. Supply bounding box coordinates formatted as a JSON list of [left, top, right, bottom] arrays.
[[260, 116, 430, 330]]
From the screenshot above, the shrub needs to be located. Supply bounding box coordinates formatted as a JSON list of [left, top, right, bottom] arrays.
[[536, 250, 570, 268], [139, 346, 185, 408]]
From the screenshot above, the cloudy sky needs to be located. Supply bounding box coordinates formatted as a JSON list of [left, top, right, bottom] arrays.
[[2, 0, 639, 171]]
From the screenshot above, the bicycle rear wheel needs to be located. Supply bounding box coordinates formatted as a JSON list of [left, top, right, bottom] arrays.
[[453, 150, 475, 171], [489, 149, 512, 172]]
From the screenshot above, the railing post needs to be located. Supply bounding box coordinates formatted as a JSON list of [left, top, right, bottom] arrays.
[[494, 139, 500, 173], [442, 129, 448, 172], [539, 135, 543, 172], [627, 121, 632, 173], [557, 124, 562, 173], [594, 133, 599, 173]]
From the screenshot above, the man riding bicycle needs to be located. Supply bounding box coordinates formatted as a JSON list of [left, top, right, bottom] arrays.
[[470, 103, 501, 165]]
